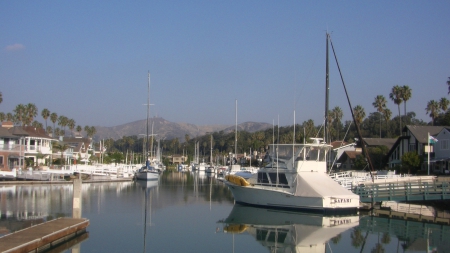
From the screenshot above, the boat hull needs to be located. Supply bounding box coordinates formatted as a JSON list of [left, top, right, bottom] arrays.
[[135, 171, 159, 181], [224, 181, 358, 214]]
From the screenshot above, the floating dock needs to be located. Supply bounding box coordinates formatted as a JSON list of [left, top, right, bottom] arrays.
[[0, 217, 89, 253]]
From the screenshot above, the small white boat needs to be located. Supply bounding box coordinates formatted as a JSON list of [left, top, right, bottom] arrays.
[[205, 166, 215, 173], [135, 163, 159, 181]]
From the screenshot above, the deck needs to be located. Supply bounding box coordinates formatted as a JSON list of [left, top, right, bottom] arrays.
[[0, 217, 89, 253]]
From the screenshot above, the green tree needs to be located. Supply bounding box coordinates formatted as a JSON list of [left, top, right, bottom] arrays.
[[426, 100, 439, 126], [383, 108, 392, 137], [58, 115, 68, 134], [389, 85, 403, 135], [50, 112, 58, 135], [331, 106, 343, 141], [24, 103, 38, 126], [439, 97, 449, 112], [52, 142, 69, 166], [353, 105, 366, 125], [0, 112, 5, 122], [41, 108, 50, 129], [372, 95, 387, 138], [13, 104, 26, 126], [67, 119, 76, 136], [401, 151, 421, 174], [401, 85, 412, 121]]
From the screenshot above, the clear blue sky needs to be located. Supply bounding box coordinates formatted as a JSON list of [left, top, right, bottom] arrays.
[[1, 1, 449, 128]]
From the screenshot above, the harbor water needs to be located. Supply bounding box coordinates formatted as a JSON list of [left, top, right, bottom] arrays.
[[1, 171, 449, 253]]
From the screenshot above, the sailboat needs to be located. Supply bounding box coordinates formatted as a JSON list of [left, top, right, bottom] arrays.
[[222, 33, 360, 213], [135, 72, 160, 181]]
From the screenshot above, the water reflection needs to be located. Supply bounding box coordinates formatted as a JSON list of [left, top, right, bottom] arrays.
[[136, 180, 159, 253], [222, 205, 359, 253], [1, 172, 450, 253]]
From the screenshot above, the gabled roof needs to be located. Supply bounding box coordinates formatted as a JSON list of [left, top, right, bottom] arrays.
[[0, 127, 19, 138], [405, 125, 445, 144], [363, 138, 397, 150], [337, 150, 362, 162], [21, 126, 55, 139], [62, 137, 91, 153]]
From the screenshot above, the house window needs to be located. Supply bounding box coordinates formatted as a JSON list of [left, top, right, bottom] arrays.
[[441, 140, 449, 150], [0, 156, 3, 167], [409, 143, 416, 152]]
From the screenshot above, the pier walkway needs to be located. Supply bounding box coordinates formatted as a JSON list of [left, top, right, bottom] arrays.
[[0, 218, 89, 253], [352, 176, 450, 203]]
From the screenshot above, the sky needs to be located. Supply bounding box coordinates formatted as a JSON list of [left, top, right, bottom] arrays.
[[1, 1, 449, 128]]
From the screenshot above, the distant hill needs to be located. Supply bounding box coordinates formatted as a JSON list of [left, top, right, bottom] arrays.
[[93, 117, 272, 141]]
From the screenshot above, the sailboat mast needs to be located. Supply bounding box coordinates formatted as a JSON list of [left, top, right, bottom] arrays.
[[146, 72, 150, 163], [325, 33, 330, 143], [235, 99, 237, 159]]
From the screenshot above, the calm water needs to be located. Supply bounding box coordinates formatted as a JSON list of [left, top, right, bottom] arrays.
[[1, 171, 450, 253]]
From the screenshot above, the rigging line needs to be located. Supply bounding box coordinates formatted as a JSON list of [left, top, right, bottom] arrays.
[[328, 34, 375, 181]]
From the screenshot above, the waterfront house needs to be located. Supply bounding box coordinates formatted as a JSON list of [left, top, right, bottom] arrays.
[[329, 141, 356, 170], [0, 125, 22, 171], [62, 137, 92, 164], [386, 125, 449, 173]]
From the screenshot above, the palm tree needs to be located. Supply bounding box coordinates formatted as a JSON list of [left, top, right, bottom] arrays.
[[389, 85, 403, 135], [76, 125, 82, 135], [439, 97, 449, 112], [46, 126, 52, 134], [0, 91, 2, 104], [372, 95, 387, 138], [67, 119, 76, 136], [353, 105, 366, 125], [50, 112, 58, 135], [13, 104, 26, 126], [58, 115, 68, 134], [331, 106, 343, 141], [0, 112, 5, 122], [383, 108, 392, 137], [41, 108, 50, 129], [25, 103, 38, 126], [447, 77, 450, 94], [6, 112, 13, 122], [401, 85, 412, 119], [426, 100, 439, 125]]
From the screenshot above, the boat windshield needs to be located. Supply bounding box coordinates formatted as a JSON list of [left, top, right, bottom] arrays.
[[264, 144, 330, 169]]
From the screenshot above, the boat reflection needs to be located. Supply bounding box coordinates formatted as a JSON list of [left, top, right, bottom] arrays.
[[222, 205, 359, 253], [136, 179, 159, 253]]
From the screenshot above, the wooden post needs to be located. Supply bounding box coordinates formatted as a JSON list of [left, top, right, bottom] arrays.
[[73, 178, 82, 218]]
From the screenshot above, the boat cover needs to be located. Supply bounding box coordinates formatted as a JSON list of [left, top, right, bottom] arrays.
[[293, 173, 358, 199]]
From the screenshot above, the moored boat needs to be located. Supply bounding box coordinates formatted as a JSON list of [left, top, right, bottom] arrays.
[[224, 140, 360, 213]]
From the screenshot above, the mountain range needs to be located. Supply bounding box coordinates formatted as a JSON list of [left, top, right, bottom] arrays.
[[93, 117, 272, 141]]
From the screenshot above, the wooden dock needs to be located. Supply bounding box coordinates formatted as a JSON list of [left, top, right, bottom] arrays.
[[0, 217, 89, 253]]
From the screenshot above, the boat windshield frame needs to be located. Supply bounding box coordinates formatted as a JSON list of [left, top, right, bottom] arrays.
[[264, 143, 331, 170]]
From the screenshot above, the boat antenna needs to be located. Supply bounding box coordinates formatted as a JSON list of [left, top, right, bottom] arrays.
[[328, 33, 375, 181]]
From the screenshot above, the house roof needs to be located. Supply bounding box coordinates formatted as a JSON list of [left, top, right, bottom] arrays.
[[62, 137, 91, 153], [0, 127, 18, 138], [337, 150, 362, 162], [405, 125, 445, 144], [20, 126, 55, 139], [363, 138, 397, 150]]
